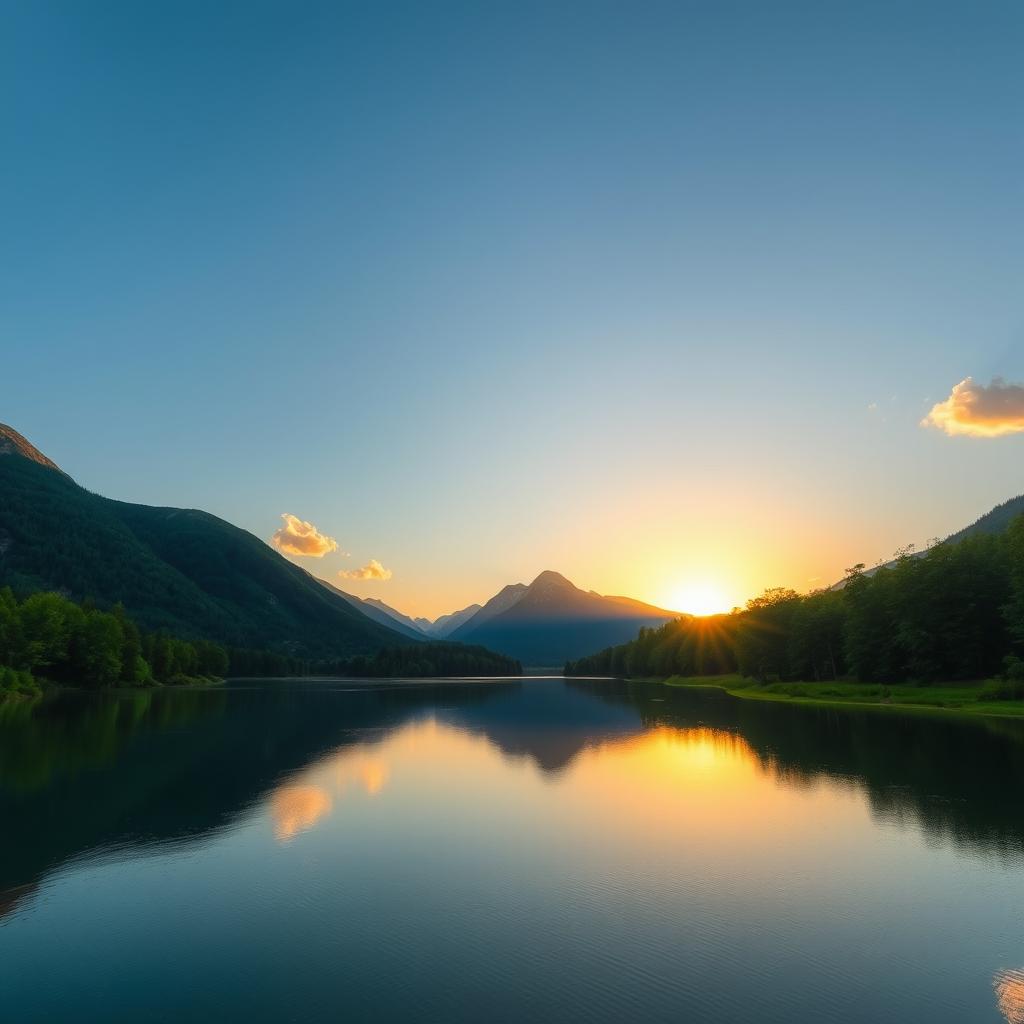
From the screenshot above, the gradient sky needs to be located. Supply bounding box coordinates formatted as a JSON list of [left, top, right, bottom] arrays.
[[3, 1, 1023, 617]]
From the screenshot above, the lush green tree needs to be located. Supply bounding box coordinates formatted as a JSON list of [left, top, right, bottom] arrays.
[[734, 588, 801, 682], [841, 564, 902, 682], [72, 612, 123, 689], [0, 587, 20, 666], [0, 590, 229, 692], [1006, 516, 1024, 648], [113, 604, 150, 685], [17, 591, 81, 672], [788, 589, 845, 681]]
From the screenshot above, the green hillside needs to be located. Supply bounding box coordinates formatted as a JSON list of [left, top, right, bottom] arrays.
[[946, 494, 1024, 543], [0, 430, 406, 658]]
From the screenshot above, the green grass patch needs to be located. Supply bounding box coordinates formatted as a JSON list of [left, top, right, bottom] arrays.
[[654, 675, 1024, 718]]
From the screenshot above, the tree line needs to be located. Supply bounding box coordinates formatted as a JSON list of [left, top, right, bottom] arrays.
[[0, 586, 523, 697], [0, 588, 228, 694], [566, 517, 1024, 688], [227, 642, 521, 679]]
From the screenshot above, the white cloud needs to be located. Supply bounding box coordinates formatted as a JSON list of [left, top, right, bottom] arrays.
[[270, 514, 339, 557], [922, 377, 1024, 438]]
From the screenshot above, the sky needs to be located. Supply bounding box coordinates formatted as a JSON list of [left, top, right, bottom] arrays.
[[2, 1, 1023, 618]]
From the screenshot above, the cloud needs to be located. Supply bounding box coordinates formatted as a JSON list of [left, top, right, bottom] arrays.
[[270, 514, 339, 557], [339, 559, 392, 581], [922, 377, 1024, 438]]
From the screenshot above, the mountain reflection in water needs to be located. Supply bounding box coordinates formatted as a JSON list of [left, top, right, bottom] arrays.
[[4, 677, 1024, 902], [3, 677, 1024, 1024]]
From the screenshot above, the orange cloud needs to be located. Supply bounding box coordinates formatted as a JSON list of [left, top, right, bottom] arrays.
[[271, 513, 339, 557], [339, 559, 392, 581], [922, 377, 1024, 438]]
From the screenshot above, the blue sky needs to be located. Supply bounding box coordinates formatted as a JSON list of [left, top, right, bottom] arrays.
[[3, 1, 1022, 615]]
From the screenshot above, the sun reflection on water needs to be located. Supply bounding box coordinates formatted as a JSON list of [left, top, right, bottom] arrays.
[[996, 969, 1024, 1024], [265, 712, 863, 856]]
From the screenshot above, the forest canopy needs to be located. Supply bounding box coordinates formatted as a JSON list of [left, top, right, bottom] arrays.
[[0, 588, 228, 694]]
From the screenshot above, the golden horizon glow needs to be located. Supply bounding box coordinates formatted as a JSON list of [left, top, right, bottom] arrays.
[[667, 581, 733, 617]]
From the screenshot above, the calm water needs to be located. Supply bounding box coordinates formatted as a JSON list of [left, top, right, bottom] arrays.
[[3, 678, 1024, 1023]]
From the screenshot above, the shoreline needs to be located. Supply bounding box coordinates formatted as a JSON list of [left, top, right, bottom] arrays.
[[641, 675, 1024, 720], [2, 675, 227, 703]]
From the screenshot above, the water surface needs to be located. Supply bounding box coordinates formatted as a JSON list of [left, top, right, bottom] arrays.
[[3, 677, 1024, 1022]]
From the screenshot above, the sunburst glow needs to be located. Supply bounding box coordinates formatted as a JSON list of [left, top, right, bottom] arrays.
[[669, 582, 732, 617]]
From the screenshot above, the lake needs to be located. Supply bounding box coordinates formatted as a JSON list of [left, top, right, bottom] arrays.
[[2, 677, 1024, 1023]]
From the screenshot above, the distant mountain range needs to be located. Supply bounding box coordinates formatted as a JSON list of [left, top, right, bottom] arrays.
[[426, 602, 482, 637], [0, 422, 676, 668], [0, 424, 409, 657], [21, 420, 1015, 671], [318, 571, 680, 666], [313, 580, 481, 640], [315, 577, 426, 641]]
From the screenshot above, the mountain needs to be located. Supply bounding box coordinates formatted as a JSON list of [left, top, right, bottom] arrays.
[[946, 494, 1024, 544], [0, 426, 64, 474], [314, 577, 426, 640], [831, 492, 1024, 589], [0, 424, 410, 657], [452, 584, 529, 633], [451, 570, 677, 666], [427, 602, 483, 638], [362, 598, 432, 635]]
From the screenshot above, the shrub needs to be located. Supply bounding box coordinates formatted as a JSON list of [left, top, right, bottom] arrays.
[[979, 677, 1024, 702]]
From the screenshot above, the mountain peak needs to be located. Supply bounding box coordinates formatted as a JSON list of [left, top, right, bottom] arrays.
[[530, 570, 576, 590], [0, 424, 64, 474], [451, 571, 677, 665]]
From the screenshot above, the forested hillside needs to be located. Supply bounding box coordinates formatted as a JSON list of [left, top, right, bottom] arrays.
[[946, 494, 1024, 543], [567, 517, 1024, 686], [0, 428, 406, 658]]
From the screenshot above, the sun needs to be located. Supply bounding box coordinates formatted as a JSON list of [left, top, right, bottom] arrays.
[[669, 582, 731, 617]]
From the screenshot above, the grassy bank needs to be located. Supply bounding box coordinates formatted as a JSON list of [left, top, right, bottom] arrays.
[[0, 687, 41, 708], [652, 674, 1024, 718]]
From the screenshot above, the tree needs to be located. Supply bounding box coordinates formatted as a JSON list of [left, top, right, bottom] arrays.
[[113, 604, 150, 684], [735, 588, 801, 682], [73, 612, 123, 688], [17, 592, 81, 672], [1006, 516, 1024, 648]]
